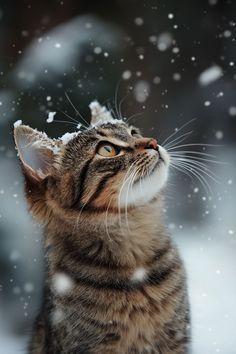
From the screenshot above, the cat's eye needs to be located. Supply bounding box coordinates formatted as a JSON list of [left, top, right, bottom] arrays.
[[97, 143, 119, 157]]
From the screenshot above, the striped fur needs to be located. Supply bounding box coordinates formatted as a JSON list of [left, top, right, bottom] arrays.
[[14, 121, 190, 354]]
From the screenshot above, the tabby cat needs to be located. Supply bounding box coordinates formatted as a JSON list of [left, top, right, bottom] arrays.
[[14, 102, 190, 354]]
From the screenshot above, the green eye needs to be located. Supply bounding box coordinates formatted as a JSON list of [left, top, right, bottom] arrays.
[[97, 143, 118, 157]]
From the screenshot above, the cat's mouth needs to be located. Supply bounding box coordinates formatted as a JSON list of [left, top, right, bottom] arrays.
[[119, 145, 169, 208], [134, 148, 167, 183], [150, 155, 164, 173]]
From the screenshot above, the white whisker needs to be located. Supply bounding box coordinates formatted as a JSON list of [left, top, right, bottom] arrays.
[[167, 143, 222, 151], [64, 92, 89, 127], [160, 118, 196, 146], [52, 120, 78, 127], [164, 130, 193, 149], [125, 112, 144, 124], [169, 152, 225, 164], [58, 109, 81, 125], [114, 78, 122, 119], [171, 157, 219, 181], [170, 160, 213, 195], [124, 169, 138, 233], [118, 92, 130, 120], [173, 159, 219, 184], [170, 163, 195, 181], [118, 160, 138, 230], [104, 193, 115, 242]]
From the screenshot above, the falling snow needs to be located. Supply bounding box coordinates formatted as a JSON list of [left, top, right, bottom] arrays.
[[94, 46, 102, 54], [122, 70, 132, 80], [131, 267, 147, 282], [134, 80, 150, 102], [46, 111, 56, 123], [198, 65, 223, 86], [215, 130, 224, 140], [134, 17, 144, 26], [228, 106, 236, 116], [157, 32, 173, 51], [52, 273, 74, 295], [51, 308, 64, 325], [173, 73, 181, 81], [24, 282, 34, 293]]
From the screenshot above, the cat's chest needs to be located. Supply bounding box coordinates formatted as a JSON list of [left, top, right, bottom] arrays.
[[47, 242, 183, 352], [49, 275, 177, 354], [50, 303, 159, 354]]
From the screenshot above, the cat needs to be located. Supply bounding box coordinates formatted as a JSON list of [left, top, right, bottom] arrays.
[[14, 101, 190, 354]]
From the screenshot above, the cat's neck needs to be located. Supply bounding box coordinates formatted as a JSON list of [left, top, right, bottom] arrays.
[[46, 198, 169, 268]]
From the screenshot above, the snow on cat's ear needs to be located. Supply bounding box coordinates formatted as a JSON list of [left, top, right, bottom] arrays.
[[14, 125, 60, 182], [89, 101, 114, 126]]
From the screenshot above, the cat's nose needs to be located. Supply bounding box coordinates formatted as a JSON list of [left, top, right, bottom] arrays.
[[134, 138, 159, 151], [147, 138, 158, 150]]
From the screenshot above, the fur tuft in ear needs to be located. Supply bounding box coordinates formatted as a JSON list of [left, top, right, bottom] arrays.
[[14, 125, 60, 182]]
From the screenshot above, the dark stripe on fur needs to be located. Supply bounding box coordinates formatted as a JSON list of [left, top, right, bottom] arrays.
[[87, 171, 118, 205], [57, 262, 176, 292], [148, 263, 178, 286], [72, 158, 93, 208], [62, 238, 119, 269]]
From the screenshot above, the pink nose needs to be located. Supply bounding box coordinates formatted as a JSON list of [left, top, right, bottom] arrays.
[[147, 138, 158, 150]]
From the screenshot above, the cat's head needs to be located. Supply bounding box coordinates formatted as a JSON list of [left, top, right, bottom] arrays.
[[14, 102, 170, 225]]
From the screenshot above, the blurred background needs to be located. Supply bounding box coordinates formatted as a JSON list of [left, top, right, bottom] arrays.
[[0, 0, 236, 353]]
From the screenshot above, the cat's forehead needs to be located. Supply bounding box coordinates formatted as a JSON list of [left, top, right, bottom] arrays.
[[72, 122, 136, 144], [95, 122, 133, 141]]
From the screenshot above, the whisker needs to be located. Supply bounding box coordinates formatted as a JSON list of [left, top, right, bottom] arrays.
[[169, 153, 226, 165], [104, 193, 114, 242], [172, 158, 219, 182], [170, 163, 195, 181], [164, 130, 193, 149], [168, 150, 218, 158], [125, 169, 138, 233], [118, 160, 138, 230], [58, 109, 80, 124], [139, 165, 146, 195], [167, 143, 222, 151], [179, 161, 219, 184], [106, 101, 117, 119], [114, 78, 122, 119], [64, 92, 89, 127], [160, 118, 197, 146], [118, 92, 130, 120], [171, 162, 211, 195], [125, 112, 144, 124], [52, 119, 78, 127], [171, 160, 213, 195]]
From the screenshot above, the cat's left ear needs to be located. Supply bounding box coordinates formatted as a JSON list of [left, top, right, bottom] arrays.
[[14, 125, 60, 182]]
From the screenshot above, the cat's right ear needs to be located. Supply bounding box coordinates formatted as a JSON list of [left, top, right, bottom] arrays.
[[14, 125, 59, 183]]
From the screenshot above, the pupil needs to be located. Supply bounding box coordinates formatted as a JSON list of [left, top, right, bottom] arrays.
[[105, 146, 112, 152]]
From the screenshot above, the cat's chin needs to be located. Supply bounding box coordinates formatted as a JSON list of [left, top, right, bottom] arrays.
[[119, 146, 169, 208]]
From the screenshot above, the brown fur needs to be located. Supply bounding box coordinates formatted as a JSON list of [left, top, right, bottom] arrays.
[[14, 120, 190, 354]]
